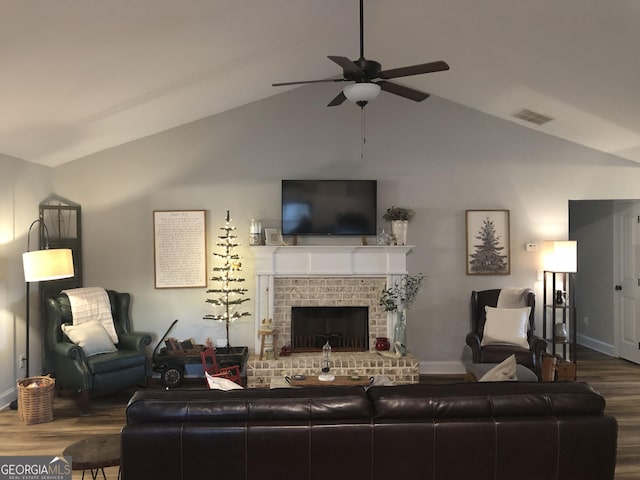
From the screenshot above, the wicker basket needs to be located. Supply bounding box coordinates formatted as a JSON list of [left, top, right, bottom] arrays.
[[18, 376, 55, 425], [541, 355, 557, 382]]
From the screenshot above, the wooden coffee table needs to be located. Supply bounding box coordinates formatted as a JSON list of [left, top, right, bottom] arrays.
[[63, 433, 121, 480], [286, 375, 371, 387]]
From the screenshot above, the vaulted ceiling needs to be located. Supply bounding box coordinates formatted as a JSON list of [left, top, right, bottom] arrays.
[[3, 0, 640, 167]]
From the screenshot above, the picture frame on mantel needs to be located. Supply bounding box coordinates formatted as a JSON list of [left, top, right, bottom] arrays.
[[264, 228, 284, 246], [465, 209, 510, 275]]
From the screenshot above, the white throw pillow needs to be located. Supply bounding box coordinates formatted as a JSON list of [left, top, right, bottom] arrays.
[[205, 372, 244, 391], [481, 306, 530, 349], [61, 320, 117, 357], [479, 354, 518, 382]]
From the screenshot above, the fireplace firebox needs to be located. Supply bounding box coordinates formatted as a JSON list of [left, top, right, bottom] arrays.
[[291, 306, 369, 352]]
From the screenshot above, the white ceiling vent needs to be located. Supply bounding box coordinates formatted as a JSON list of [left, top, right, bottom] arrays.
[[512, 108, 554, 126]]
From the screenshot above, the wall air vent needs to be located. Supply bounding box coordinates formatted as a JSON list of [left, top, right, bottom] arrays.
[[512, 108, 554, 126]]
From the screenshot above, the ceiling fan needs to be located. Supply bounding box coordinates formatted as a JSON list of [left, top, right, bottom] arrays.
[[272, 0, 449, 108]]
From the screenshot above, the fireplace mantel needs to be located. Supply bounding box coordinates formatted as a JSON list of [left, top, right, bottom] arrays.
[[250, 245, 413, 276], [249, 246, 413, 353]]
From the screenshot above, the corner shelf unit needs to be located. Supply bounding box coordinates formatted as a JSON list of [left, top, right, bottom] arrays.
[[542, 270, 577, 364]]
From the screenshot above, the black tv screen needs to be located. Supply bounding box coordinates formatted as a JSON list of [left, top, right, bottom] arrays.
[[282, 180, 377, 236]]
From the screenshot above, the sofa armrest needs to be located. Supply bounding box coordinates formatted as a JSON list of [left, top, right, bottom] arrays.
[[465, 332, 482, 362], [119, 332, 152, 352]]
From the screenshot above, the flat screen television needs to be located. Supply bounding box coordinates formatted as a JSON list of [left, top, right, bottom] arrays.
[[282, 180, 377, 236]]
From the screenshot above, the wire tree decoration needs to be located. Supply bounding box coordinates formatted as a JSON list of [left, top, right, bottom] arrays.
[[204, 210, 250, 348]]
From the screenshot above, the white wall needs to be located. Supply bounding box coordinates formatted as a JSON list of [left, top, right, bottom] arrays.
[[0, 155, 52, 408], [47, 83, 640, 375]]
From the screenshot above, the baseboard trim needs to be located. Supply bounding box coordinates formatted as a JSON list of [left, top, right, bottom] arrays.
[[420, 360, 467, 375], [577, 335, 615, 356], [0, 385, 17, 411]]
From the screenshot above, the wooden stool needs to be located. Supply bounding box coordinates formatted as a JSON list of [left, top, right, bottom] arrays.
[[258, 329, 279, 360]]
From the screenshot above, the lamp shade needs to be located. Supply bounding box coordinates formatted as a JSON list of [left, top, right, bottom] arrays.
[[343, 83, 381, 103], [542, 240, 577, 273], [22, 248, 74, 282]]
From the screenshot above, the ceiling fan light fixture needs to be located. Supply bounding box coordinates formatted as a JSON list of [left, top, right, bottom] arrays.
[[343, 83, 381, 106]]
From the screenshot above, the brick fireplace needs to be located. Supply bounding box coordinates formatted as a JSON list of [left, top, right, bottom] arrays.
[[290, 305, 369, 351], [273, 276, 387, 352], [247, 245, 419, 387]]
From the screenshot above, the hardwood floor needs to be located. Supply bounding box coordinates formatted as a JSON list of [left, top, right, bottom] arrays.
[[0, 390, 129, 479], [0, 346, 638, 479], [576, 346, 640, 480]]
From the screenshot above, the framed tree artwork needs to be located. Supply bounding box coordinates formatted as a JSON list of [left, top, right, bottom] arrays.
[[466, 209, 510, 275]]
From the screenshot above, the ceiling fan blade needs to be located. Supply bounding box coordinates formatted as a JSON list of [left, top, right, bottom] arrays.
[[378, 81, 430, 102], [328, 56, 363, 75], [272, 78, 347, 87], [327, 91, 347, 107], [377, 60, 450, 79]]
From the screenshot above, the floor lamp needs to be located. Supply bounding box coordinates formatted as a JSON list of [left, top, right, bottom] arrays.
[[10, 219, 74, 410]]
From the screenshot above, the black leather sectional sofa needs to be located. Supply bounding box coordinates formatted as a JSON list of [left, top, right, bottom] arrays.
[[121, 381, 617, 480]]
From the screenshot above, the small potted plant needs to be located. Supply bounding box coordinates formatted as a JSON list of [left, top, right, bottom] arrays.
[[382, 206, 415, 245]]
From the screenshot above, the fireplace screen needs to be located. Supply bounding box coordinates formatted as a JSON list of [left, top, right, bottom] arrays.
[[291, 306, 369, 352]]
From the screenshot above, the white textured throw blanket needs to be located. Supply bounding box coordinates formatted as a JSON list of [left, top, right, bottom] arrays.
[[62, 287, 119, 344], [497, 287, 530, 308]]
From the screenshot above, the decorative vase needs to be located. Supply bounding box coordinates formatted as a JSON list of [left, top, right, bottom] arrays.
[[375, 337, 391, 351], [391, 220, 408, 246], [554, 322, 569, 343], [377, 228, 392, 246], [393, 311, 407, 355], [249, 218, 262, 246]]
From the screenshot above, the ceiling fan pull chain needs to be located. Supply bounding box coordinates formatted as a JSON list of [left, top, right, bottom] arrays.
[[361, 106, 366, 160]]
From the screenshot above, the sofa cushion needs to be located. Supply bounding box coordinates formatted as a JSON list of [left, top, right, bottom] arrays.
[[126, 386, 371, 424], [367, 382, 606, 419]]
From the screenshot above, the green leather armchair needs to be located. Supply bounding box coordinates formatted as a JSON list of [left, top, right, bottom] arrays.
[[44, 289, 151, 412]]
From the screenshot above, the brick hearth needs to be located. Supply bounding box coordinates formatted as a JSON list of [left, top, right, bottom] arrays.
[[247, 351, 419, 388]]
